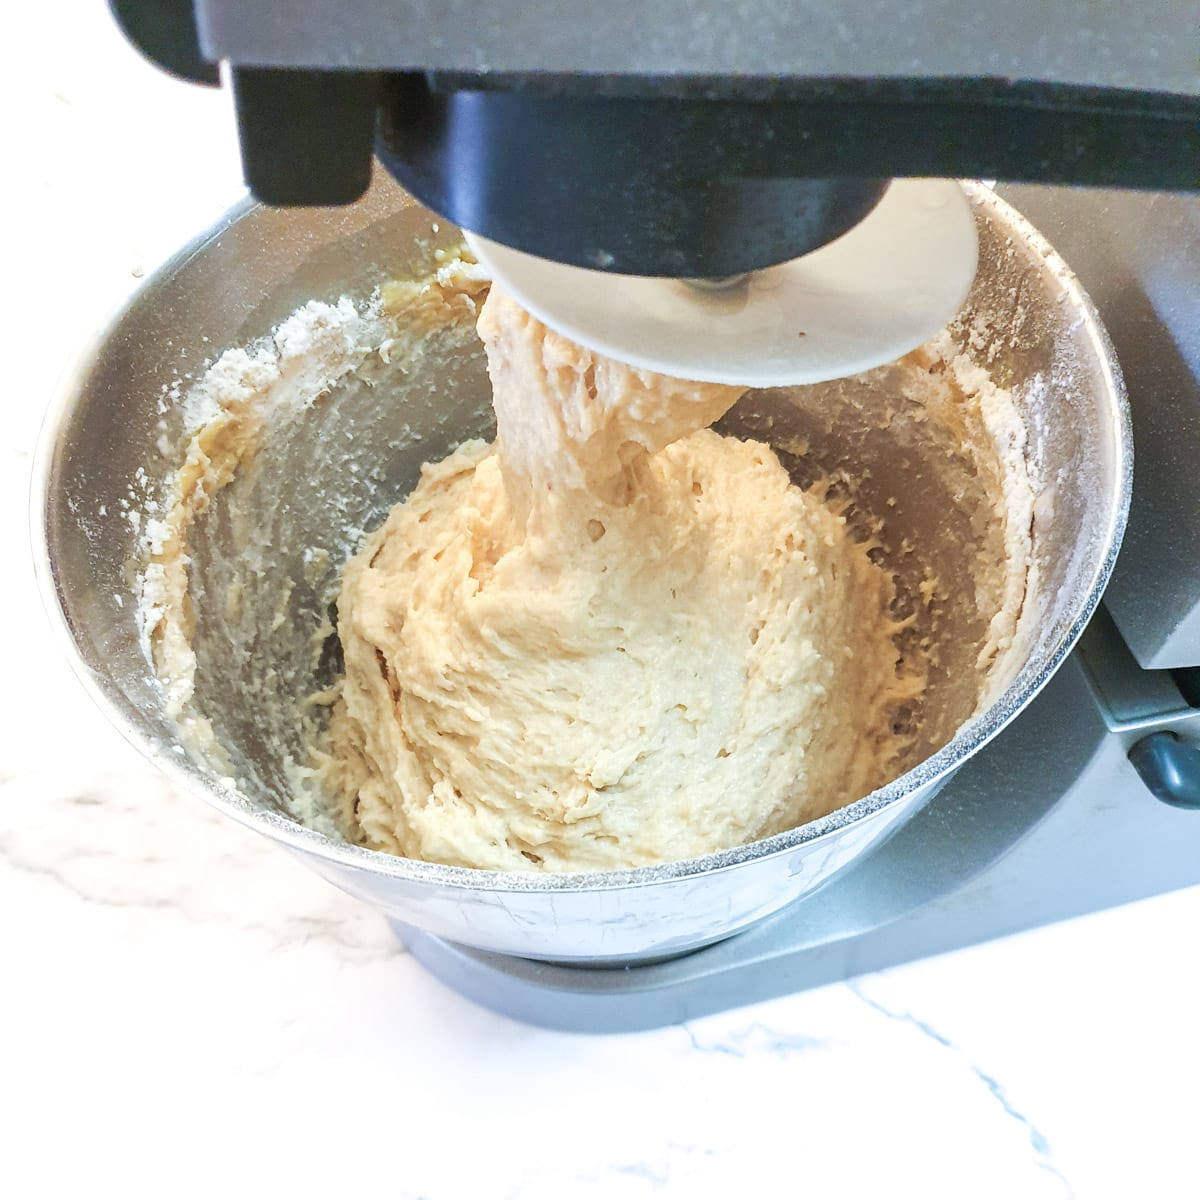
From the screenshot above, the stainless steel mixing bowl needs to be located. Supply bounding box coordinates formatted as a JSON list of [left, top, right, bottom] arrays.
[[35, 176, 1131, 965]]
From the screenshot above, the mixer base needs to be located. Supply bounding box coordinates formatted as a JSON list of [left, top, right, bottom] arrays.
[[393, 623, 1200, 1032]]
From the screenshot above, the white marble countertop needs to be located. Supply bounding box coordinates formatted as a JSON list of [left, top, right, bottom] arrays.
[[6, 7, 1200, 1198]]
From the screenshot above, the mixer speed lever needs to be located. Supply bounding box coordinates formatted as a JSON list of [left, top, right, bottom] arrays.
[[1129, 732, 1200, 810]]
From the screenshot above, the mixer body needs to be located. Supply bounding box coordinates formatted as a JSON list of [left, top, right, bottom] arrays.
[[110, 1, 1200, 267]]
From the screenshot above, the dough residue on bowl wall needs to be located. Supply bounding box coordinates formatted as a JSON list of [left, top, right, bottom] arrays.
[[137, 250, 1035, 872]]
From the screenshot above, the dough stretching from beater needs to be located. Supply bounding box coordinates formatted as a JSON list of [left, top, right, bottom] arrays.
[[320, 288, 917, 871]]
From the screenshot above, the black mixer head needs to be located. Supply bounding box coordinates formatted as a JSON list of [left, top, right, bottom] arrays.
[[109, 1, 1200, 278]]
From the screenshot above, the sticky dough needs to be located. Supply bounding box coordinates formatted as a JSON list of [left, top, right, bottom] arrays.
[[321, 288, 917, 871]]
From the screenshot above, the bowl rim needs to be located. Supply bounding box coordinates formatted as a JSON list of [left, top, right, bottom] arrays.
[[31, 181, 1134, 895]]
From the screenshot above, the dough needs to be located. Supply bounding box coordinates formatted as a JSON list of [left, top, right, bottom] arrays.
[[321, 288, 915, 871]]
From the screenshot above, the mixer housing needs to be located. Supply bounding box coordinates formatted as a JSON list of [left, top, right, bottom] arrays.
[[109, 0, 1200, 275]]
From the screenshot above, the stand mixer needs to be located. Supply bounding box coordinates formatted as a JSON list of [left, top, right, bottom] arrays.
[[69, 2, 1200, 1029]]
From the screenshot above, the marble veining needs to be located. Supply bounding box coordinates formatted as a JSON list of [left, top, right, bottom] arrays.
[[2, 773, 402, 962], [850, 983, 1075, 1198], [680, 1019, 828, 1059]]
